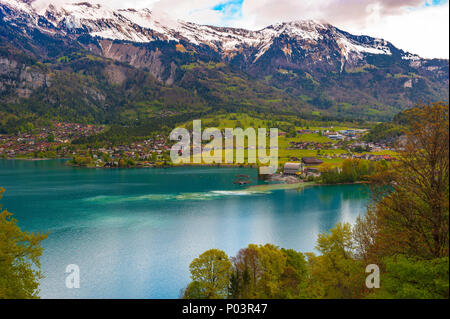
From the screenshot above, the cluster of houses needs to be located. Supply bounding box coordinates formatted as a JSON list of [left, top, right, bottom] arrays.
[[295, 128, 368, 141], [288, 141, 336, 150], [283, 157, 324, 178], [352, 153, 395, 161], [288, 139, 382, 152], [99, 136, 169, 159], [0, 123, 104, 158], [322, 129, 368, 140], [0, 120, 177, 163], [0, 135, 55, 157], [317, 151, 395, 162], [50, 123, 105, 142], [80, 135, 172, 167]]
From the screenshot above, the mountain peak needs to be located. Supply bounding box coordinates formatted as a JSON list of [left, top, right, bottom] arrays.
[[272, 19, 328, 28], [0, 0, 418, 62]]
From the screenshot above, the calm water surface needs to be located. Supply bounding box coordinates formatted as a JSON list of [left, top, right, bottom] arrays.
[[0, 159, 369, 298]]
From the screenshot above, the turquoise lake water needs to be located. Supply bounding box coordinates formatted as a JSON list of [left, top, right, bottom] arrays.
[[0, 159, 369, 298]]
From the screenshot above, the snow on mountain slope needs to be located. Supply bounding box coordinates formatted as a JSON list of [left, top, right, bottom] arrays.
[[0, 0, 406, 65], [1, 0, 33, 13]]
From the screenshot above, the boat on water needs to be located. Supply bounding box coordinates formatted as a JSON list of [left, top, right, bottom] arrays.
[[233, 175, 251, 185]]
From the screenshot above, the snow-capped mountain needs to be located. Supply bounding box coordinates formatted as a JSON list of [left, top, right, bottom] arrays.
[[0, 0, 412, 67], [0, 0, 448, 123]]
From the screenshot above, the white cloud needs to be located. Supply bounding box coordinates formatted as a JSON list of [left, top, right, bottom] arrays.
[[151, 0, 226, 25], [346, 3, 449, 59], [29, 0, 449, 58], [31, 0, 227, 24], [231, 0, 449, 58]]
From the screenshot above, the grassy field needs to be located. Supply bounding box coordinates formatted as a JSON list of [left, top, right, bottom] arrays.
[[175, 112, 391, 170], [180, 113, 364, 131]]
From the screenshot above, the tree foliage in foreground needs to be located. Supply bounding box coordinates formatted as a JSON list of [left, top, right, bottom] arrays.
[[183, 102, 449, 299], [360, 102, 449, 260], [0, 188, 48, 299], [306, 223, 365, 299], [183, 244, 309, 299], [183, 249, 232, 299], [368, 256, 449, 299]]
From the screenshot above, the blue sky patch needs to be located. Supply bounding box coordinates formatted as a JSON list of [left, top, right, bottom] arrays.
[[212, 0, 244, 21], [426, 0, 448, 6]]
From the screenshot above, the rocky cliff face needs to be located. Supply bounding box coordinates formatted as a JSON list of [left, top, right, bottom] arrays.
[[0, 56, 51, 99]]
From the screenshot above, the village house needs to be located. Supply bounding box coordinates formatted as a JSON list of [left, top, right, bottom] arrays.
[[301, 157, 324, 166], [283, 162, 302, 175]]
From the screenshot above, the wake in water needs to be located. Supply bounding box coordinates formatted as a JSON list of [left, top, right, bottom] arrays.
[[83, 189, 271, 204]]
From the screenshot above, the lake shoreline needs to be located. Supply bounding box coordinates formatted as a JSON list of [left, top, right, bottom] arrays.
[[1, 158, 371, 188]]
